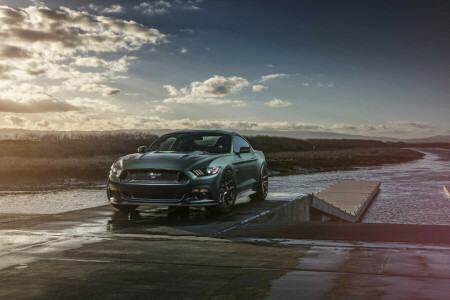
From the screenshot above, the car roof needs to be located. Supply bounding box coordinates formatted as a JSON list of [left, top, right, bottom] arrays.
[[167, 129, 236, 135]]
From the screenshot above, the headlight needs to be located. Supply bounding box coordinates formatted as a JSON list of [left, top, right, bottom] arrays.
[[191, 167, 220, 176], [110, 160, 123, 181]]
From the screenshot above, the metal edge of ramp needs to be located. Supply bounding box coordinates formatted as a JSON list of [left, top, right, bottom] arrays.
[[444, 186, 450, 198], [310, 195, 356, 222], [354, 182, 380, 220]]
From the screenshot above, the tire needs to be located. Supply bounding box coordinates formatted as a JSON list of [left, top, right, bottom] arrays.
[[207, 170, 236, 213], [107, 180, 138, 213], [250, 164, 268, 201], [111, 203, 138, 213]]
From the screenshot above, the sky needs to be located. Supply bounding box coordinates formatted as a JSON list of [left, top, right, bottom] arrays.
[[0, 0, 449, 138]]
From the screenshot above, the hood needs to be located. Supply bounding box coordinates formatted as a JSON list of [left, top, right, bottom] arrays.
[[119, 151, 227, 170]]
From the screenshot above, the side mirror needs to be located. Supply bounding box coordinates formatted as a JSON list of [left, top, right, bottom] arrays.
[[137, 146, 147, 153], [239, 146, 251, 154]]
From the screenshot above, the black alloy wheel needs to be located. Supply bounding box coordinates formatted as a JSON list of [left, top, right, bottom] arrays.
[[208, 170, 236, 213], [111, 203, 138, 213], [107, 181, 138, 213], [250, 164, 268, 201]]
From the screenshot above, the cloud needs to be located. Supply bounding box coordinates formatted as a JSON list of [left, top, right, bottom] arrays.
[[0, 44, 32, 59], [165, 75, 249, 97], [179, 47, 188, 54], [180, 29, 194, 34], [87, 4, 102, 11], [302, 82, 310, 87], [184, 4, 201, 10], [329, 121, 438, 136], [0, 81, 124, 114], [134, 1, 171, 15], [264, 98, 292, 107], [0, 64, 15, 80], [163, 85, 179, 96], [267, 64, 274, 68], [163, 75, 249, 105], [259, 73, 290, 82], [103, 88, 121, 96], [152, 105, 172, 113], [252, 85, 268, 92], [387, 121, 437, 131], [0, 5, 163, 103], [317, 82, 335, 88], [134, 0, 201, 15], [102, 5, 125, 14], [29, 0, 45, 7], [0, 6, 165, 54], [178, 0, 203, 10], [35, 119, 50, 127], [88, 4, 125, 14], [0, 98, 81, 113], [71, 56, 108, 68], [5, 115, 26, 126], [66, 97, 124, 112]]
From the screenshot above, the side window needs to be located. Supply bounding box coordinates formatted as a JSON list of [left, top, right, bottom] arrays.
[[233, 135, 250, 152]]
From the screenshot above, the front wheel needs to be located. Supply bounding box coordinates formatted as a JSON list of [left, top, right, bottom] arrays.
[[107, 180, 138, 213], [207, 170, 236, 213], [111, 204, 138, 213], [250, 164, 268, 201]]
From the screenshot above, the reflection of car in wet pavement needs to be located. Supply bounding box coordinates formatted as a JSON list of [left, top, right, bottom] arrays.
[[107, 130, 269, 213]]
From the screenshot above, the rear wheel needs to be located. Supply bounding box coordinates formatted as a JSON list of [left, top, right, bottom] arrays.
[[250, 164, 268, 201], [207, 170, 236, 213]]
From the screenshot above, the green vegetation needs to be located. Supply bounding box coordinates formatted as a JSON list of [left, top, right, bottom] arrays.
[[0, 133, 158, 158], [0, 133, 429, 188], [246, 135, 406, 152], [265, 148, 424, 174]]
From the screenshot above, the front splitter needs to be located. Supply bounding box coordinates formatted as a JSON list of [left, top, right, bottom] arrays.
[[109, 197, 218, 207]]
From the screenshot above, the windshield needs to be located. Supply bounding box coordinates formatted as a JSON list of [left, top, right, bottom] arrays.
[[149, 133, 231, 153]]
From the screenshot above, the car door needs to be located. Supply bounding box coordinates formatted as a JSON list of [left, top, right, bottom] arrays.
[[232, 135, 257, 192]]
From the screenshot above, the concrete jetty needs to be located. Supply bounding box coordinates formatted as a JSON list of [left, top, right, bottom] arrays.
[[313, 180, 381, 222], [247, 180, 381, 223]]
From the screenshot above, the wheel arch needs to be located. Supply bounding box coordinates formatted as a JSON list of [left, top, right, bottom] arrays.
[[222, 164, 237, 182]]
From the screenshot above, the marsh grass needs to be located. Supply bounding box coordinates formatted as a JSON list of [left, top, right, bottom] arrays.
[[265, 148, 424, 174], [0, 155, 116, 184]]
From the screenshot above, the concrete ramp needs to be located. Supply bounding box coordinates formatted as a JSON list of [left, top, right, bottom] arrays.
[[313, 180, 380, 222], [245, 180, 381, 224]]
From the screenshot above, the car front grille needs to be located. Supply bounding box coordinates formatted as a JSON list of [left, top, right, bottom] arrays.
[[120, 169, 188, 183], [123, 191, 184, 201]]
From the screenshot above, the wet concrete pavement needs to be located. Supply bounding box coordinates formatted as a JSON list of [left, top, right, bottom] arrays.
[[1, 195, 450, 299]]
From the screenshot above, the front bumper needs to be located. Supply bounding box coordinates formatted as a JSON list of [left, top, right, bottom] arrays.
[[107, 171, 222, 207]]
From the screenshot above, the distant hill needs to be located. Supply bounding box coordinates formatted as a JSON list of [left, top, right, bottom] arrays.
[[232, 130, 402, 142], [402, 135, 450, 144], [0, 128, 449, 143]]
